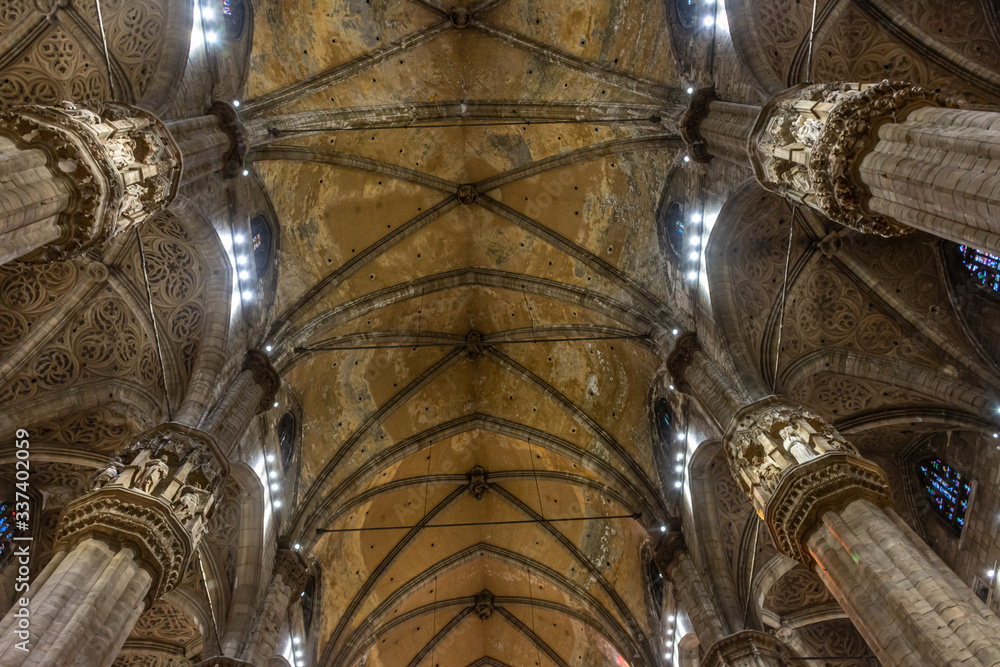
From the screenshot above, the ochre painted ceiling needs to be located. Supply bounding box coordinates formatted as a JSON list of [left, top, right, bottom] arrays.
[[244, 1, 685, 664]]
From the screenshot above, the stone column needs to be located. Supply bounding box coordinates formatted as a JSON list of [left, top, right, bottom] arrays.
[[667, 334, 755, 426], [0, 102, 182, 264], [700, 631, 790, 667], [200, 350, 281, 454], [747, 79, 1000, 253], [240, 549, 309, 667], [166, 101, 248, 185], [682, 88, 759, 167], [725, 397, 1000, 667], [0, 423, 227, 667], [654, 528, 726, 649]]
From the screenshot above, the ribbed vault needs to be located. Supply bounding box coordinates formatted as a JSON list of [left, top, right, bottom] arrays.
[[245, 1, 684, 664]]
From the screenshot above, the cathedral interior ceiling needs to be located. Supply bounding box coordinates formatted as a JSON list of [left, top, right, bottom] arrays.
[[3, 0, 1000, 664], [240, 1, 684, 664]]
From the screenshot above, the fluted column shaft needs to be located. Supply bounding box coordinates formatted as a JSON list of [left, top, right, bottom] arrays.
[[726, 397, 1000, 667], [0, 424, 226, 667], [664, 550, 726, 648], [860, 106, 1000, 253], [809, 499, 1000, 667], [165, 102, 246, 185], [240, 550, 308, 667], [201, 350, 280, 454], [0, 539, 151, 667]]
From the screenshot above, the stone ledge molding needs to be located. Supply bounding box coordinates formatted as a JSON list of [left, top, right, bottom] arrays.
[[749, 80, 954, 236], [0, 101, 182, 261], [54, 488, 191, 603]]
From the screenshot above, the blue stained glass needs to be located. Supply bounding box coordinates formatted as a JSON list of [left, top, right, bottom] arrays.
[[959, 245, 1000, 292], [917, 458, 971, 533], [0, 502, 13, 563]]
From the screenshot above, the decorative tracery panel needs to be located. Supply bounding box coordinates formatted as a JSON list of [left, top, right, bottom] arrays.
[[0, 0, 175, 108]]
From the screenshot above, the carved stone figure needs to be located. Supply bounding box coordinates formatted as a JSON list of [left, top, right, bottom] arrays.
[[475, 589, 495, 621], [89, 461, 123, 491], [135, 457, 170, 494]]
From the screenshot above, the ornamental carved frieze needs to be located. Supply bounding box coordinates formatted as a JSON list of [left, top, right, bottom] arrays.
[[54, 490, 190, 603], [701, 630, 791, 667], [749, 80, 955, 236], [57, 423, 228, 601], [765, 453, 892, 563], [724, 398, 892, 563], [0, 101, 181, 261]]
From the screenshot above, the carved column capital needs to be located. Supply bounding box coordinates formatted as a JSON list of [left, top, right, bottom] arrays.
[[0, 101, 181, 261], [680, 87, 718, 163], [653, 526, 687, 574], [194, 659, 255, 667], [275, 548, 310, 596], [59, 423, 228, 602], [724, 397, 892, 563], [243, 350, 281, 413], [750, 80, 955, 236], [665, 333, 700, 393], [702, 630, 791, 667], [208, 101, 248, 178]]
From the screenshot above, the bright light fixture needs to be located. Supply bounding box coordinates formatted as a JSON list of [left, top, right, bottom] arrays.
[[683, 155, 690, 163], [239, 270, 249, 280], [659, 525, 666, 533], [689, 251, 699, 260], [266, 345, 273, 352], [672, 328, 679, 335], [668, 384, 675, 391], [674, 480, 682, 488], [702, 15, 714, 26], [690, 212, 702, 223], [242, 290, 253, 300], [237, 255, 248, 265], [234, 233, 244, 243], [686, 87, 694, 94], [273, 401, 279, 408], [205, 31, 218, 43], [687, 271, 698, 281], [233, 100, 240, 107], [270, 483, 280, 491], [266, 454, 276, 463], [242, 169, 249, 176]]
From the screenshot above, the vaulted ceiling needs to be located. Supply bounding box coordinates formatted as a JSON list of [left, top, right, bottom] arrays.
[[243, 1, 687, 665]]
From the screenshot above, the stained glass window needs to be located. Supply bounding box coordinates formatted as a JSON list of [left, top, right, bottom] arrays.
[[917, 458, 972, 533], [0, 501, 14, 568], [250, 215, 272, 279], [222, 0, 245, 40], [958, 245, 1000, 293]]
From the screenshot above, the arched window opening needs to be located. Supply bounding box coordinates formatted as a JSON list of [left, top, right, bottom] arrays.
[[917, 458, 971, 533], [250, 215, 272, 280], [278, 412, 295, 471], [646, 558, 664, 616], [0, 501, 14, 571], [654, 397, 676, 446], [674, 0, 701, 29], [957, 245, 1000, 293], [657, 200, 686, 260], [222, 0, 245, 41]]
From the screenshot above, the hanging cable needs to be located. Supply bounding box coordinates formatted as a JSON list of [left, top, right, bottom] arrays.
[[805, 0, 820, 83], [771, 205, 796, 393], [135, 228, 173, 420], [93, 0, 117, 101], [297, 332, 651, 353], [316, 513, 641, 534]]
